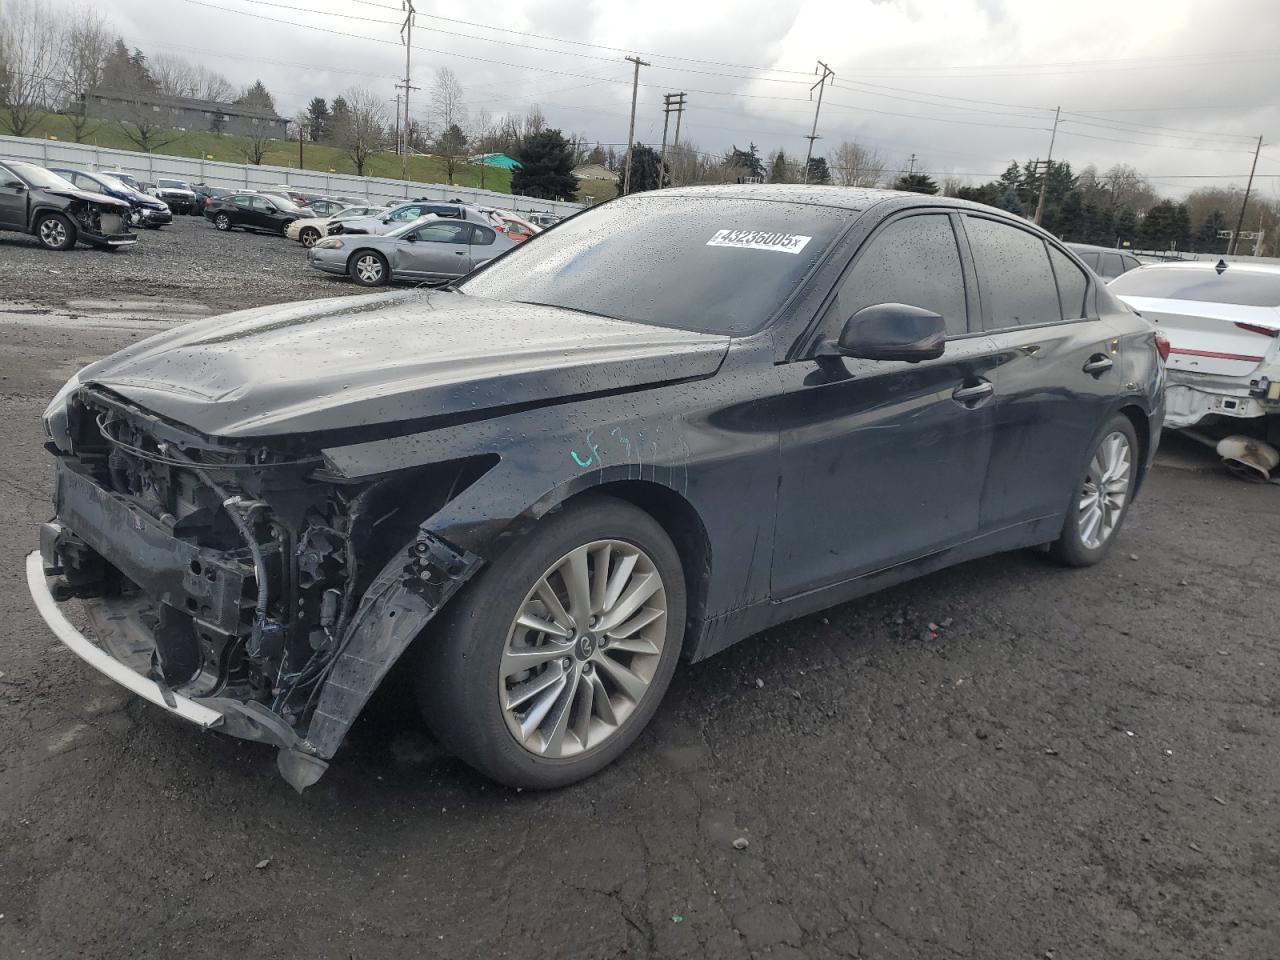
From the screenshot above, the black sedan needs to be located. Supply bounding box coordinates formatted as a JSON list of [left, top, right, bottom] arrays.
[[29, 186, 1164, 791], [204, 192, 306, 234]]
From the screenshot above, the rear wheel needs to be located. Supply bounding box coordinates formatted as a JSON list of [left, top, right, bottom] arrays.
[[34, 212, 76, 251], [417, 497, 686, 788], [349, 250, 388, 286], [213, 213, 232, 231], [1049, 414, 1138, 566], [299, 227, 321, 247]]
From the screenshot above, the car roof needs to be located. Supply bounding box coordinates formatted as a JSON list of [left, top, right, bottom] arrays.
[[1067, 243, 1139, 255], [652, 183, 1035, 220]]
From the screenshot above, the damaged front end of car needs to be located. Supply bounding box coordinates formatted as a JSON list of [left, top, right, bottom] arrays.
[[59, 192, 137, 247], [30, 386, 490, 790]]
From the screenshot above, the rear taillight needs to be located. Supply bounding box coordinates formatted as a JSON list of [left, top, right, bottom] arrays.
[[1234, 322, 1280, 338], [1154, 333, 1171, 362]]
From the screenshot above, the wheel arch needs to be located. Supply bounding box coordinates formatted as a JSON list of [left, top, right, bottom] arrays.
[[1116, 402, 1152, 493], [558, 479, 712, 645]]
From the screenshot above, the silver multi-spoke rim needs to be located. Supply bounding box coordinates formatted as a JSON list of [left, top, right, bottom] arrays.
[[499, 539, 668, 758], [302, 230, 318, 247], [355, 255, 383, 283], [39, 219, 67, 247], [1078, 431, 1131, 549]]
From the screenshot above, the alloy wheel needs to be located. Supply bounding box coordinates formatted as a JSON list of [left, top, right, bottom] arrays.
[[354, 255, 384, 284], [39, 219, 67, 248], [499, 540, 668, 758], [301, 229, 319, 247], [1078, 431, 1131, 549]]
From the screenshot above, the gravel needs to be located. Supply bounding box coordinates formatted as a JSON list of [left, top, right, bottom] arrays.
[[0, 213, 365, 312]]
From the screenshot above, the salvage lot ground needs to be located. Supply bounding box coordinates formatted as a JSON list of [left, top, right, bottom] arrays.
[[0, 244, 1277, 959]]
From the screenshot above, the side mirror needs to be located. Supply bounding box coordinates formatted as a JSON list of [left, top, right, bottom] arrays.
[[404, 232, 417, 242], [824, 302, 947, 363], [264, 204, 277, 213], [4, 180, 24, 191]]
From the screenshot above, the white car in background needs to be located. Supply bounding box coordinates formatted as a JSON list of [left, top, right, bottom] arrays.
[[287, 205, 387, 247], [1110, 260, 1280, 434]]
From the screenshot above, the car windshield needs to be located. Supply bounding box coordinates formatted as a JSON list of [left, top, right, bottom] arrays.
[[9, 163, 75, 189], [94, 173, 130, 192], [459, 196, 851, 334], [386, 217, 435, 239], [1110, 266, 1280, 308]]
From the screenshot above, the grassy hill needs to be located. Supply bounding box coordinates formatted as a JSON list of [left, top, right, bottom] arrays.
[[7, 113, 515, 193]]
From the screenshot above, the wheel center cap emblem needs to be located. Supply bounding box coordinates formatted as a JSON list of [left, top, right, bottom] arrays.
[[575, 634, 596, 660]]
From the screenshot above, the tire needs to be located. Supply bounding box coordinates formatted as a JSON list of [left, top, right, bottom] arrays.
[[1049, 413, 1139, 567], [280, 219, 295, 237], [348, 250, 389, 286], [417, 496, 687, 788], [213, 213, 232, 231], [34, 212, 76, 251], [299, 227, 321, 248]]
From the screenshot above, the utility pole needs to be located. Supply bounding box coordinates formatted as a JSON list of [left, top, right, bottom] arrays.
[[907, 153, 917, 176], [1033, 105, 1061, 225], [399, 0, 416, 181], [1229, 134, 1263, 256], [298, 120, 304, 169], [622, 55, 650, 195], [802, 60, 835, 184], [392, 92, 402, 156], [659, 92, 686, 189]]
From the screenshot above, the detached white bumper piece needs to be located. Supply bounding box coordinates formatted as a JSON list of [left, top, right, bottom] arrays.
[[25, 551, 224, 729]]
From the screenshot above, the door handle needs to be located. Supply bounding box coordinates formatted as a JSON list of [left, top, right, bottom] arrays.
[[1083, 354, 1113, 376], [455, 250, 465, 255], [952, 380, 994, 406]]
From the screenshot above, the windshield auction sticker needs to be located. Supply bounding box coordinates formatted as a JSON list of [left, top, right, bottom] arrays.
[[706, 229, 812, 254]]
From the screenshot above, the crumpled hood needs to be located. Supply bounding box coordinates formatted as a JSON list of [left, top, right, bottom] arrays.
[[46, 187, 130, 210], [76, 289, 730, 439]]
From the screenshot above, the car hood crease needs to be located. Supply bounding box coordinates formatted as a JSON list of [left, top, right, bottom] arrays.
[[75, 289, 731, 439]]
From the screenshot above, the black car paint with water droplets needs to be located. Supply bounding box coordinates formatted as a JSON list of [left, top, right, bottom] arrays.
[[32, 186, 1164, 789]]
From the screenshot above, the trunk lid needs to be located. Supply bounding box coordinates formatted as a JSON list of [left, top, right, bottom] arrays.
[[1117, 296, 1280, 377]]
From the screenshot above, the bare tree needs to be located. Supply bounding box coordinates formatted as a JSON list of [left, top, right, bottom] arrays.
[[117, 97, 182, 152], [335, 85, 386, 176], [831, 140, 887, 187], [0, 0, 62, 137], [240, 132, 269, 164], [55, 4, 110, 141], [471, 108, 494, 189], [431, 67, 467, 182]]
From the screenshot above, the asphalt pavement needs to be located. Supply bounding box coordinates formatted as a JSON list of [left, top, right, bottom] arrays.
[[0, 269, 1277, 959]]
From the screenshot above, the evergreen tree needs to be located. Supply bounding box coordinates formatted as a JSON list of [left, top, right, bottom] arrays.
[[235, 79, 275, 112], [894, 172, 939, 195], [305, 97, 329, 142], [328, 95, 351, 144], [512, 129, 578, 200], [726, 143, 765, 180], [1115, 209, 1138, 248], [1195, 211, 1229, 253], [618, 144, 667, 194], [768, 149, 791, 183], [805, 156, 832, 184]]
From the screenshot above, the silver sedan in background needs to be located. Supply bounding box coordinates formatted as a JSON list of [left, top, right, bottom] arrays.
[[307, 216, 519, 287]]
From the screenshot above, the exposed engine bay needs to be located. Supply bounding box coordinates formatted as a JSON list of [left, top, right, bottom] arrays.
[[39, 386, 487, 789]]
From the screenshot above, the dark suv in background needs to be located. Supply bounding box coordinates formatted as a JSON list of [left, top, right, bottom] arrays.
[[0, 159, 135, 250]]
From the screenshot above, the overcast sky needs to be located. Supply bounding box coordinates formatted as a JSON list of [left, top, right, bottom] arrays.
[[91, 0, 1280, 197]]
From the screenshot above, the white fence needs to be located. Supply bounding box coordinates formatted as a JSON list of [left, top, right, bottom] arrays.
[[0, 134, 584, 217]]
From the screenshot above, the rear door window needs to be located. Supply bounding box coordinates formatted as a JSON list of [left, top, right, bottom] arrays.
[[417, 222, 470, 244], [1099, 253, 1124, 279], [1048, 245, 1090, 320], [964, 216, 1063, 328], [822, 213, 969, 336]]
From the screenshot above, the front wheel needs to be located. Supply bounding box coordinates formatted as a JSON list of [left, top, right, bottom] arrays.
[[417, 497, 686, 788], [1049, 414, 1139, 567], [34, 212, 76, 251], [299, 227, 321, 247], [348, 251, 388, 286], [213, 213, 232, 231]]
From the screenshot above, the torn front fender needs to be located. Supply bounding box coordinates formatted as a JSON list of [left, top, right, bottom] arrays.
[[277, 530, 483, 792]]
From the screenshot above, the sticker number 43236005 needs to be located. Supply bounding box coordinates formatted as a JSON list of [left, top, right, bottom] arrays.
[[706, 229, 812, 254]]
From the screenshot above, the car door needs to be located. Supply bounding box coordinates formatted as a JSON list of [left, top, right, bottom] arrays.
[[400, 221, 471, 279], [250, 196, 279, 230], [0, 163, 27, 228], [961, 214, 1120, 530], [771, 210, 1002, 599], [228, 195, 255, 227], [467, 224, 502, 272]]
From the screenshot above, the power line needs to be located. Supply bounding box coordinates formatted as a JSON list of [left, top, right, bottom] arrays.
[[1055, 128, 1257, 154]]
